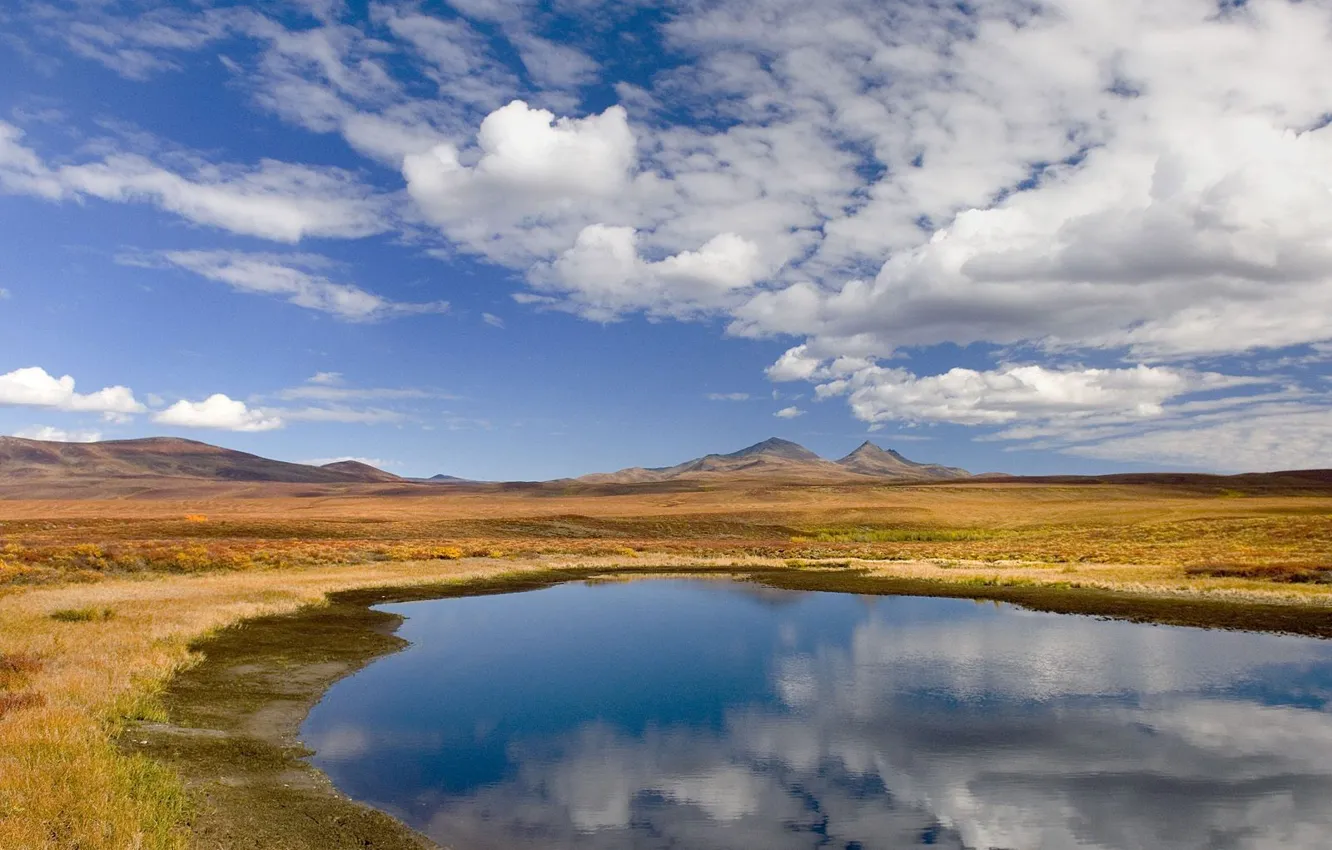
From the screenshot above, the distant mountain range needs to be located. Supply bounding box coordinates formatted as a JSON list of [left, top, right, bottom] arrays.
[[577, 437, 970, 483], [0, 434, 964, 494], [2, 434, 1330, 499]]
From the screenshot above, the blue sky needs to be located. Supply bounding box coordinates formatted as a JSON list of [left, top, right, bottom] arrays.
[[1, 0, 1330, 480]]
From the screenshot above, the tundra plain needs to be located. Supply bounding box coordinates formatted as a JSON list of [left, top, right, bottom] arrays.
[[3, 474, 1332, 849]]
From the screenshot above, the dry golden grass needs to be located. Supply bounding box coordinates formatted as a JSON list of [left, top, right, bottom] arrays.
[[2, 479, 1331, 847], [1, 480, 1329, 589]]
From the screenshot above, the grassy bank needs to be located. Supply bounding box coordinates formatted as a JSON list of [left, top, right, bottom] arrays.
[[3, 554, 1332, 849]]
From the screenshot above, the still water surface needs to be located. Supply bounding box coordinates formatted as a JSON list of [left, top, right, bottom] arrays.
[[301, 580, 1332, 849]]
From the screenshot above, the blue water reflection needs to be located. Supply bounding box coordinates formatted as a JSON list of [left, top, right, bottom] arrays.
[[302, 580, 1332, 849]]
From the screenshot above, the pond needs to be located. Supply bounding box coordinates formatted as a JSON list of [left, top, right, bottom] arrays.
[[301, 579, 1332, 849]]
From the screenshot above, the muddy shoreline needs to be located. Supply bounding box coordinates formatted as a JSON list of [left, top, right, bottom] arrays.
[[126, 565, 1332, 848]]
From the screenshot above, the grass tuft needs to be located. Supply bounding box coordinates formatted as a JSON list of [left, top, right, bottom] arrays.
[[50, 606, 116, 622]]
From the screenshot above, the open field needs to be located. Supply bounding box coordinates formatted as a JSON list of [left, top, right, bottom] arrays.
[[3, 478, 1332, 590], [3, 478, 1332, 848]]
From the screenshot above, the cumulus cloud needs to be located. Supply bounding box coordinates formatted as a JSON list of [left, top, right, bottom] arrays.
[[11, 425, 103, 443], [153, 394, 283, 431], [774, 406, 804, 419], [403, 101, 637, 264], [531, 225, 765, 319], [0, 121, 390, 242], [0, 366, 145, 416], [147, 251, 448, 321]]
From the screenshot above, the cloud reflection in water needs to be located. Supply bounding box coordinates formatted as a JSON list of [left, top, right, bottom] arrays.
[[302, 581, 1332, 849]]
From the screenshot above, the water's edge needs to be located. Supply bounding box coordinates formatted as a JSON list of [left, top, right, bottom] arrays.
[[122, 565, 1332, 849]]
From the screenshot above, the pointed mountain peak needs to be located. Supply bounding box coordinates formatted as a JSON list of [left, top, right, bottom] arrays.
[[723, 437, 821, 461], [845, 440, 910, 460]]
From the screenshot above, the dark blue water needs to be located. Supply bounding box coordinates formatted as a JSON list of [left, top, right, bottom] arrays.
[[301, 580, 1332, 849]]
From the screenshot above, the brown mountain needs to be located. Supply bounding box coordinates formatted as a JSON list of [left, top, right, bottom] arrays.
[[579, 437, 969, 484], [0, 436, 400, 487], [836, 441, 970, 479]]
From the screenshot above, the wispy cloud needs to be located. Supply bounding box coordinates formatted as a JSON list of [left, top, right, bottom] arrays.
[[1, 121, 392, 242], [130, 251, 448, 322], [10, 425, 103, 442]]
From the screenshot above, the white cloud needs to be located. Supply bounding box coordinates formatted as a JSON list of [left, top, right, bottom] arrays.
[[373, 8, 517, 112], [707, 393, 750, 401], [815, 363, 1258, 426], [1066, 403, 1332, 472], [404, 101, 636, 261], [0, 366, 145, 416], [11, 425, 103, 443], [715, 0, 1332, 362], [0, 121, 391, 242], [482, 312, 505, 328], [511, 33, 598, 89], [153, 394, 283, 431], [279, 406, 405, 424], [774, 406, 804, 419], [149, 251, 448, 321], [308, 371, 343, 386], [531, 225, 765, 320], [276, 379, 438, 402]]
